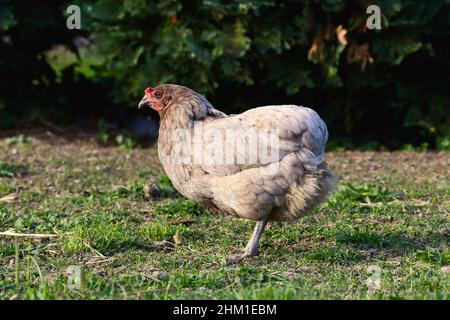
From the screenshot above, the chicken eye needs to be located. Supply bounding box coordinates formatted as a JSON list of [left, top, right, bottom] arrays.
[[153, 91, 162, 98]]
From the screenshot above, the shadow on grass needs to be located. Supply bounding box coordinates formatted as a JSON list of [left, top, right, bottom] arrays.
[[334, 230, 422, 250], [0, 161, 29, 178], [265, 228, 445, 266], [110, 241, 176, 254]]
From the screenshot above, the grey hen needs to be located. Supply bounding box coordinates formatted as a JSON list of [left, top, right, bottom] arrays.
[[139, 84, 335, 262]]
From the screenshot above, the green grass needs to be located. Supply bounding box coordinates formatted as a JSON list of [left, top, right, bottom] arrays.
[[0, 161, 20, 178], [0, 135, 449, 300]]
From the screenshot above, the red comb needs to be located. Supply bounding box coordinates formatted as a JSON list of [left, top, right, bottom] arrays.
[[145, 87, 152, 100]]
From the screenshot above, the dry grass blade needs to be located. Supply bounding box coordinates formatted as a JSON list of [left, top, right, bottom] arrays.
[[83, 240, 106, 258], [85, 257, 115, 265], [0, 193, 16, 203], [0, 229, 58, 238], [359, 199, 431, 208], [169, 218, 197, 225]]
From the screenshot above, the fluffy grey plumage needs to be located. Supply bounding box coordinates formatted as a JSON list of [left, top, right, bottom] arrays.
[[139, 84, 336, 261]]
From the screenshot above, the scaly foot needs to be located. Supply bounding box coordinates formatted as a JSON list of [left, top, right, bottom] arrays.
[[227, 248, 259, 265]]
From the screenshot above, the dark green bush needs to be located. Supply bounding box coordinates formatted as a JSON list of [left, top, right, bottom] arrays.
[[1, 0, 449, 149]]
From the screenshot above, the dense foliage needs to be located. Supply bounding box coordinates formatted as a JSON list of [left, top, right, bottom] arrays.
[[1, 0, 449, 149]]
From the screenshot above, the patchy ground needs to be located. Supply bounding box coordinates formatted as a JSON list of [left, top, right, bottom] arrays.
[[0, 131, 449, 299]]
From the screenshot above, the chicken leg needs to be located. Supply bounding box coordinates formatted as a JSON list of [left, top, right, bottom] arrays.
[[229, 217, 268, 264]]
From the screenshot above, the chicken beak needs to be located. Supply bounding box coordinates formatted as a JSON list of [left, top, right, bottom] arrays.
[[138, 96, 150, 109]]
